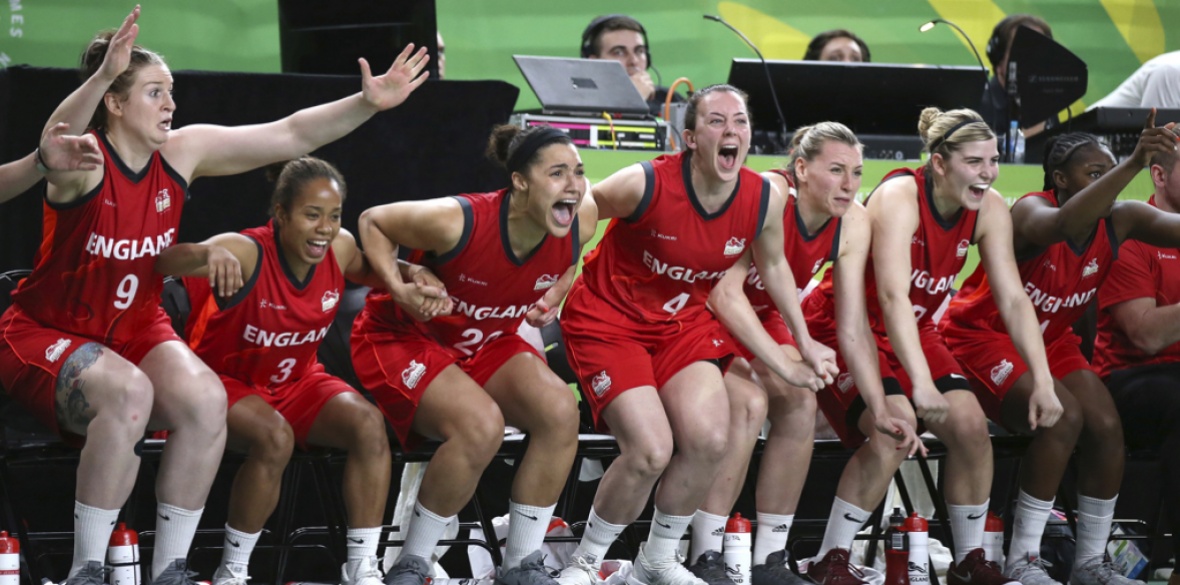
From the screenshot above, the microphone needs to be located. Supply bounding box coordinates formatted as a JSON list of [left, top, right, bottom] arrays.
[[703, 14, 788, 151], [918, 19, 988, 75]]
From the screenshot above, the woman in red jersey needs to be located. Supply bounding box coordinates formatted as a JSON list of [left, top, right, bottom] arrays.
[[555, 84, 836, 585], [799, 107, 1058, 585], [0, 7, 428, 585], [157, 158, 444, 585], [941, 114, 1180, 585], [352, 124, 596, 585], [688, 123, 924, 585]]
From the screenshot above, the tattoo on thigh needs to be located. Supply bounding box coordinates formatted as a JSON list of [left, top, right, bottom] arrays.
[[55, 342, 103, 431]]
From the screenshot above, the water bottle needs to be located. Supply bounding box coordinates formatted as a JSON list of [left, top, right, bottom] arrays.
[[108, 522, 141, 585], [1009, 120, 1025, 164], [904, 513, 929, 585], [723, 513, 752, 585], [885, 508, 909, 585], [984, 512, 1005, 566], [0, 531, 18, 585]]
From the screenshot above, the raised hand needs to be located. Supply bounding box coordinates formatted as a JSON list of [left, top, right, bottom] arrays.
[[1129, 108, 1180, 168], [39, 123, 103, 172], [358, 44, 431, 112], [98, 5, 140, 82]]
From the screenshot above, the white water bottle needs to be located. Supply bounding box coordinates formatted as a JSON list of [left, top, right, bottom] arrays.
[[0, 531, 18, 585], [723, 513, 752, 585], [108, 522, 141, 585], [904, 513, 929, 585]]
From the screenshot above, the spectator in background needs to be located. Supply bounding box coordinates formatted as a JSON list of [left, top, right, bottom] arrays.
[[979, 14, 1054, 136], [581, 14, 683, 117], [803, 30, 870, 62], [1091, 51, 1180, 110]]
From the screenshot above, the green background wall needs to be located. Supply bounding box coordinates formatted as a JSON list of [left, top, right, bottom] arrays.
[[2, 0, 1177, 114]]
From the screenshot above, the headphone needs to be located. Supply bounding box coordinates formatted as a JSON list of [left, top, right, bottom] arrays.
[[986, 15, 1049, 68], [580, 14, 653, 68]]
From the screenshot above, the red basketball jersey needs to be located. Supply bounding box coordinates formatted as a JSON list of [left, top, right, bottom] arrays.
[[1094, 195, 1180, 377], [11, 130, 186, 345], [579, 151, 769, 324], [364, 189, 579, 356], [808, 166, 977, 332], [744, 169, 840, 313], [185, 221, 343, 387], [945, 190, 1116, 341]]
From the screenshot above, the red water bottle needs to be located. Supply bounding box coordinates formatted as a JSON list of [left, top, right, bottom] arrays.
[[723, 513, 752, 585], [0, 531, 19, 585], [984, 512, 1005, 565], [108, 522, 141, 585], [884, 508, 908, 585], [904, 513, 929, 585]]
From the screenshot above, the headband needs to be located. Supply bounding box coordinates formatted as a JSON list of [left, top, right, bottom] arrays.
[[929, 119, 978, 153], [506, 127, 569, 174]]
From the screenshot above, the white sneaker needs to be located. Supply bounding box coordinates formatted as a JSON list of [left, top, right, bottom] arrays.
[[1005, 553, 1061, 585], [342, 555, 384, 585], [1070, 557, 1144, 585], [212, 562, 251, 585], [557, 555, 602, 585], [629, 547, 707, 585]]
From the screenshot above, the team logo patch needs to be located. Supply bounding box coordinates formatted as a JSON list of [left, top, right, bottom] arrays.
[[1081, 258, 1099, 278], [401, 360, 427, 389], [956, 239, 970, 258], [990, 359, 1014, 386], [45, 338, 72, 363], [1158, 251, 1178, 260], [591, 370, 612, 397], [155, 189, 171, 213], [534, 274, 559, 291], [836, 372, 854, 393], [724, 237, 747, 257], [321, 290, 340, 312], [458, 274, 487, 286]]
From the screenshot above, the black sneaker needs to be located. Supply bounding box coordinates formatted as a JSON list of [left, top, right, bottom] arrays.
[[688, 551, 734, 585], [752, 550, 809, 585]]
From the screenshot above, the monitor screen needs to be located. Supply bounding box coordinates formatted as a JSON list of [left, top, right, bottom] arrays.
[[726, 59, 987, 137]]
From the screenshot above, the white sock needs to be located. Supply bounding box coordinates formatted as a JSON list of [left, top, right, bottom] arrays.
[[573, 507, 626, 567], [948, 501, 989, 564], [691, 510, 727, 558], [152, 503, 203, 579], [819, 498, 871, 558], [503, 501, 556, 569], [753, 512, 793, 566], [1007, 491, 1053, 564], [220, 524, 260, 569], [643, 507, 693, 564], [1074, 494, 1116, 567], [399, 501, 454, 561], [347, 526, 382, 561], [70, 501, 120, 578]]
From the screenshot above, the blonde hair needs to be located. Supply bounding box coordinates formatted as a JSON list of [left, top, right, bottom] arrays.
[[789, 122, 862, 171], [918, 107, 994, 162]]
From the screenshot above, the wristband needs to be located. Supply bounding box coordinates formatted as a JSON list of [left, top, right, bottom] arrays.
[[34, 147, 52, 174]]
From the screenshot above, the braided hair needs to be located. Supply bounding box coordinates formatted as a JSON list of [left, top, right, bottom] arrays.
[[1040, 132, 1106, 191]]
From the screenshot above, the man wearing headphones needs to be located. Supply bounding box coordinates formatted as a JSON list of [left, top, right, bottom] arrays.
[[978, 14, 1054, 137], [581, 14, 683, 117]]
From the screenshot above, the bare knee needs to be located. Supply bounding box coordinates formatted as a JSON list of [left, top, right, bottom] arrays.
[[940, 410, 992, 458], [1045, 402, 1083, 444], [349, 404, 391, 458], [623, 435, 674, 481], [679, 424, 729, 464], [525, 384, 579, 443], [448, 406, 504, 464], [1082, 409, 1124, 447], [768, 387, 815, 427], [738, 387, 769, 429], [248, 420, 295, 468]]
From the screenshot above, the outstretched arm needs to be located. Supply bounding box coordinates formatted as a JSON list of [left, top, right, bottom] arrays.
[[357, 198, 462, 320], [166, 44, 430, 182], [977, 191, 1060, 430], [0, 124, 104, 204], [155, 232, 252, 298]]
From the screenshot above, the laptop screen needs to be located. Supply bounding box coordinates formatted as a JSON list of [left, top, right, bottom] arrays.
[[514, 55, 651, 118]]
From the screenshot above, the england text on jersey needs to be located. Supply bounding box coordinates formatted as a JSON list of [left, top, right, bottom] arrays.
[[643, 250, 729, 284], [1025, 282, 1097, 315], [85, 228, 176, 261], [242, 324, 330, 348], [452, 298, 532, 321], [911, 269, 954, 296]]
